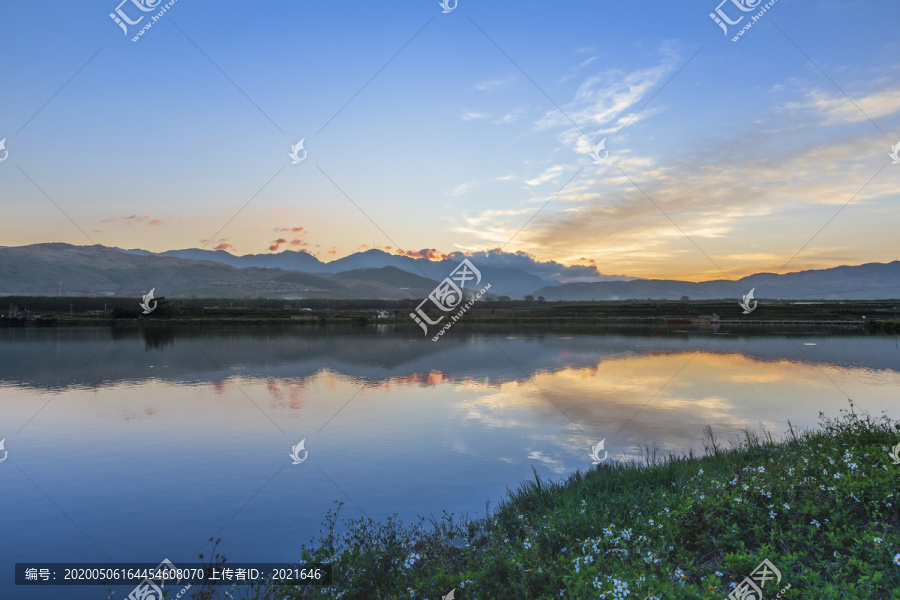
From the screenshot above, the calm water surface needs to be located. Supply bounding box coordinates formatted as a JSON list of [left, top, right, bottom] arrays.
[[1, 325, 898, 598]]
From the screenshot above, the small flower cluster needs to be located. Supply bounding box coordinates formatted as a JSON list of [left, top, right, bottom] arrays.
[[593, 574, 631, 599], [573, 554, 595, 573], [402, 553, 420, 570]]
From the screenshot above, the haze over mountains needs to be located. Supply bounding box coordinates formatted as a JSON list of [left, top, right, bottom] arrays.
[[0, 243, 897, 300]]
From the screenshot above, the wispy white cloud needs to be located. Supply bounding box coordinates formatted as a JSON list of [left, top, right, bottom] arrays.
[[576, 56, 598, 69], [474, 74, 516, 91], [536, 50, 678, 133], [560, 55, 600, 83], [447, 181, 481, 197], [461, 110, 488, 121], [525, 164, 567, 187], [493, 106, 527, 124], [783, 86, 900, 125]]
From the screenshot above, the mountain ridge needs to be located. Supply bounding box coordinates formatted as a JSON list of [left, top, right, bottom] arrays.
[[1, 243, 898, 300], [534, 261, 900, 301]]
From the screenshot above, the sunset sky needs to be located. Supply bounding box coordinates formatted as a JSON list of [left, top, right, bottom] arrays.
[[1, 0, 898, 281]]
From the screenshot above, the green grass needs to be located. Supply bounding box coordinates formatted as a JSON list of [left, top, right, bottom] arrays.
[[167, 402, 900, 599]]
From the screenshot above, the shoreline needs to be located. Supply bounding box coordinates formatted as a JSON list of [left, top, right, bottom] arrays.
[[227, 403, 900, 598], [2, 297, 896, 332]]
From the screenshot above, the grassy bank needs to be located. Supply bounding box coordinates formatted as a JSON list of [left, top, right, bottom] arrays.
[[215, 402, 900, 600], [3, 296, 897, 328]]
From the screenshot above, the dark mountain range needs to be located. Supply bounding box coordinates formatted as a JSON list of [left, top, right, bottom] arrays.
[[534, 262, 900, 301], [0, 244, 441, 300], [2, 243, 897, 300], [118, 246, 628, 297], [119, 247, 328, 272], [333, 266, 437, 288]]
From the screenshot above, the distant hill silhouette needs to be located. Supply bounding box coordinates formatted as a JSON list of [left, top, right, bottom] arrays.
[[534, 262, 900, 300]]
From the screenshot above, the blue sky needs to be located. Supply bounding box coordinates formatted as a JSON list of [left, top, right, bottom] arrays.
[[1, 0, 898, 280]]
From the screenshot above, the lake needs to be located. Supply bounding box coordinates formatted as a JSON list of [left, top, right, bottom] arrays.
[[1, 324, 898, 599]]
